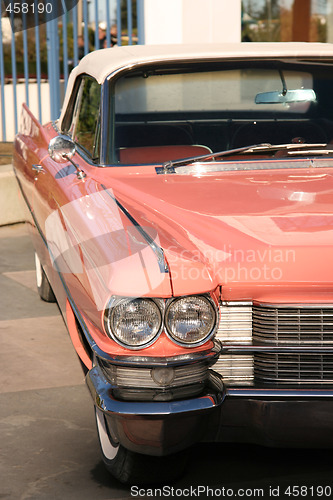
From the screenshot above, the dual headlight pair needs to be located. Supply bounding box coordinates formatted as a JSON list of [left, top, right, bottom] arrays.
[[104, 295, 218, 349]]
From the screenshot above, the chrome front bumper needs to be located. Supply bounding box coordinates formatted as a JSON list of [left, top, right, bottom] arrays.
[[86, 365, 333, 455], [217, 388, 333, 448], [86, 364, 225, 456]]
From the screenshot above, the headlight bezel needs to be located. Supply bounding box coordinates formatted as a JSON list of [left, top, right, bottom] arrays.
[[104, 296, 163, 350], [164, 295, 219, 347], [104, 294, 218, 350]]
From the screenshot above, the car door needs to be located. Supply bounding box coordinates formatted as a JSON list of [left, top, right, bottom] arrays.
[[32, 76, 102, 308]]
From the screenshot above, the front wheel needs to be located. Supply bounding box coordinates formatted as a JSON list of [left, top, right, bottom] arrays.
[[94, 407, 188, 484], [35, 252, 56, 302]]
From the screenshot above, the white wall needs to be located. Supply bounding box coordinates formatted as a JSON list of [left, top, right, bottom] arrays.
[[0, 82, 52, 142], [141, 0, 241, 45], [1, 18, 12, 44]]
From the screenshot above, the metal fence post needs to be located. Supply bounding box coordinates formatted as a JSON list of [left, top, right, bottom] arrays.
[[10, 10, 18, 135], [116, 0, 121, 46], [73, 4, 79, 66], [0, 1, 7, 141], [62, 0, 69, 87], [46, 17, 61, 120], [22, 12, 29, 108], [127, 0, 133, 45], [34, 0, 42, 123], [83, 0, 89, 55], [94, 0, 99, 49], [105, 0, 111, 47], [137, 0, 145, 45]]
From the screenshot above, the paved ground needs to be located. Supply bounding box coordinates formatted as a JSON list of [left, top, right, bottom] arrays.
[[0, 143, 13, 166], [1, 224, 333, 500]]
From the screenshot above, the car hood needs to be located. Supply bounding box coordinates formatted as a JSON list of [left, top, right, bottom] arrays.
[[99, 165, 333, 299]]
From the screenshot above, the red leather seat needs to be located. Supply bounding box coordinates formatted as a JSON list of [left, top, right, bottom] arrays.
[[118, 144, 212, 164]]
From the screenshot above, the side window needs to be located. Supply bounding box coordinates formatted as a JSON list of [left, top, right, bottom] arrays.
[[73, 77, 101, 160]]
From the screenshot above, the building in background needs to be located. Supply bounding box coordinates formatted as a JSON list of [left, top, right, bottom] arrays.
[[140, 0, 332, 45], [242, 0, 330, 43]]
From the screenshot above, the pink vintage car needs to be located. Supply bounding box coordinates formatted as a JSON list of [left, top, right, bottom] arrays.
[[13, 42, 333, 483]]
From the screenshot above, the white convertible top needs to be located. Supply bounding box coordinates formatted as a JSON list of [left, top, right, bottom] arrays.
[[59, 42, 333, 126]]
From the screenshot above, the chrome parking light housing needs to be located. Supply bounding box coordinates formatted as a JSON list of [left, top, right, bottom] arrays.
[[95, 354, 210, 401]]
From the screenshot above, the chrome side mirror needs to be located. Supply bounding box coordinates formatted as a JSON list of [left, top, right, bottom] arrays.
[[48, 135, 86, 179], [48, 135, 76, 163]]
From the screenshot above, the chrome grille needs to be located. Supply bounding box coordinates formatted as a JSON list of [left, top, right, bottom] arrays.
[[255, 353, 333, 383], [217, 302, 252, 343], [215, 302, 253, 384], [253, 305, 333, 344], [214, 302, 333, 386], [213, 355, 253, 384]]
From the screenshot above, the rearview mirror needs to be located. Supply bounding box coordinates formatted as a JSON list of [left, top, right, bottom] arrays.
[[48, 135, 76, 163], [255, 89, 316, 105]]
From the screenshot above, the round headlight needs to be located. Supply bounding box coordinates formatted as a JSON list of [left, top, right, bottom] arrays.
[[105, 298, 162, 348], [165, 295, 217, 346]]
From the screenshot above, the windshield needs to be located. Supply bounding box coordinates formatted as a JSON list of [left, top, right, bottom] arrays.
[[106, 60, 333, 165]]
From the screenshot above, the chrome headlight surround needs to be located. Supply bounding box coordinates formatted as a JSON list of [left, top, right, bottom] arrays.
[[164, 295, 218, 347], [104, 297, 163, 349]]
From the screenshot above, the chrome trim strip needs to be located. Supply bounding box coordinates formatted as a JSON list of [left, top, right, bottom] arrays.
[[100, 183, 169, 273], [52, 120, 60, 132], [87, 364, 224, 416], [174, 158, 333, 175], [109, 343, 221, 367], [227, 388, 333, 397], [100, 81, 108, 166], [221, 345, 333, 353], [253, 302, 333, 308], [221, 301, 253, 307]]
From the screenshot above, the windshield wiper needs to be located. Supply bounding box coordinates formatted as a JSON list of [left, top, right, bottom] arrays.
[[161, 142, 329, 172]]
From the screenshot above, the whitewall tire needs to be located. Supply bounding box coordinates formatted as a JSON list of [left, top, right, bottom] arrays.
[[94, 406, 188, 484], [34, 252, 56, 302]]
